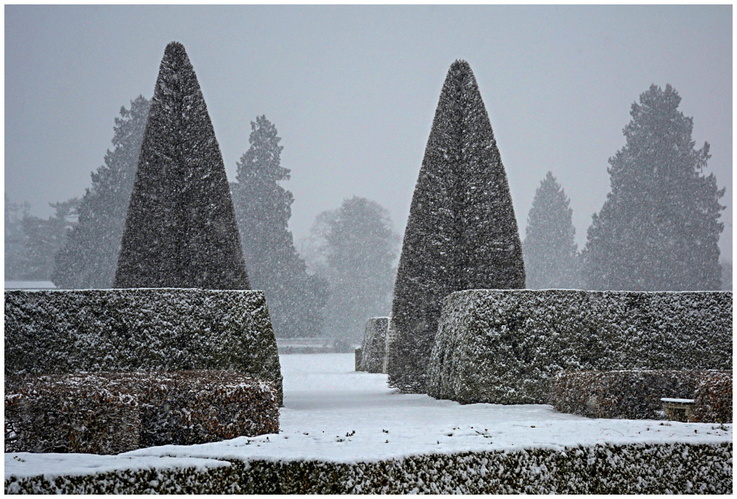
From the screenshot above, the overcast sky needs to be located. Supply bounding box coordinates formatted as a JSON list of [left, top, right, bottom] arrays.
[[5, 4, 732, 259]]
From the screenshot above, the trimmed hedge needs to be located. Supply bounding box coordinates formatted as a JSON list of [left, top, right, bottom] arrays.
[[5, 374, 140, 455], [359, 317, 389, 373], [552, 370, 702, 420], [5, 442, 732, 494], [4, 289, 282, 404], [428, 290, 732, 405], [693, 371, 733, 423], [5, 371, 279, 454]]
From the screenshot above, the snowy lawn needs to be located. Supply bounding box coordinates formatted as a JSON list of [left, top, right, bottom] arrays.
[[5, 353, 732, 479]]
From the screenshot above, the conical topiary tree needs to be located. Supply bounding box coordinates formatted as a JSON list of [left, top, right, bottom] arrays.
[[388, 60, 525, 394], [114, 42, 249, 289]]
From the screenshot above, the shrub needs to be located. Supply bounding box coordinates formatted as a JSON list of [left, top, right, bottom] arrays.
[[693, 371, 733, 423], [4, 289, 282, 404], [5, 442, 732, 494], [428, 290, 732, 404], [360, 317, 389, 373], [5, 371, 279, 454], [552, 370, 700, 420]]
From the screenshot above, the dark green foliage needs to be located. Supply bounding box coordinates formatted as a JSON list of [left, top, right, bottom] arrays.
[[359, 317, 389, 373], [693, 371, 732, 423], [428, 290, 732, 405], [18, 199, 78, 281], [389, 60, 525, 393], [583, 84, 725, 291], [231, 116, 328, 337], [305, 197, 399, 344], [5, 370, 278, 454], [523, 172, 580, 289], [552, 369, 707, 420], [5, 443, 732, 494], [53, 97, 150, 289], [4, 289, 283, 404], [114, 42, 248, 289]]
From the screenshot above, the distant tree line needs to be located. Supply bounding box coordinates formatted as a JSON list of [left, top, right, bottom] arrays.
[[523, 84, 727, 292], [5, 76, 729, 348]]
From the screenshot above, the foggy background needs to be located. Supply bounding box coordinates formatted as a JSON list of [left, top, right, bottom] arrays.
[[5, 4, 732, 260]]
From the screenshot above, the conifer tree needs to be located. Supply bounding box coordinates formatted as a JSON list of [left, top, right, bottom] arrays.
[[523, 172, 580, 289], [114, 42, 249, 289], [53, 96, 150, 288], [304, 196, 399, 344], [5, 194, 30, 280], [582, 84, 724, 291], [232, 115, 328, 337], [389, 60, 525, 393], [20, 199, 79, 281]]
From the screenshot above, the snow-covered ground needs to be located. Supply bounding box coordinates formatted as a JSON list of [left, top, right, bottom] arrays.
[[5, 353, 732, 479]]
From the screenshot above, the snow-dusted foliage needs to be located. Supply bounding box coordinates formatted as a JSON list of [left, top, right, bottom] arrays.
[[582, 84, 725, 291], [53, 97, 150, 289], [231, 116, 328, 338], [114, 42, 248, 289], [693, 371, 733, 424], [5, 371, 278, 454], [389, 60, 525, 394], [4, 289, 282, 404], [359, 317, 389, 373], [5, 442, 732, 494], [523, 172, 580, 289], [551, 369, 722, 421], [428, 289, 732, 405]]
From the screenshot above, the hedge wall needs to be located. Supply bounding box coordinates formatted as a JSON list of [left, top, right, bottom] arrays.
[[5, 371, 279, 454], [428, 290, 732, 405], [4, 289, 282, 404], [693, 371, 733, 424], [551, 369, 711, 420], [5, 442, 732, 494], [359, 317, 389, 373]]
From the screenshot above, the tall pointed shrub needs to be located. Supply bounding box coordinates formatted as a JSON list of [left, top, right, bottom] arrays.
[[389, 60, 525, 393], [114, 42, 249, 289]]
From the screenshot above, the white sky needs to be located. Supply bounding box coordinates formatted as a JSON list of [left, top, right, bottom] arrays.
[[4, 5, 732, 259]]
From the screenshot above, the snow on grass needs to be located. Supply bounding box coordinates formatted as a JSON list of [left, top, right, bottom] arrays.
[[5, 353, 733, 479]]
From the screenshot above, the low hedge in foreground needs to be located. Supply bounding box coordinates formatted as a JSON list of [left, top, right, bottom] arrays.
[[358, 318, 389, 373], [428, 290, 732, 405], [5, 371, 279, 454], [551, 369, 712, 420], [5, 441, 732, 494], [4, 289, 282, 404]]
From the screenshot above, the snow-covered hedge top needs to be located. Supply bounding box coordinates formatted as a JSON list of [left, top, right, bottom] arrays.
[[4, 288, 282, 404], [428, 289, 732, 405]]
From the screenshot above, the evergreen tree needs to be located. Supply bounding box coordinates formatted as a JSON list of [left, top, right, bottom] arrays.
[[389, 60, 525, 394], [114, 42, 249, 289], [582, 84, 724, 291], [53, 96, 150, 288], [304, 196, 399, 344], [523, 172, 580, 289], [20, 199, 78, 281], [5, 194, 30, 280], [232, 115, 328, 337]]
